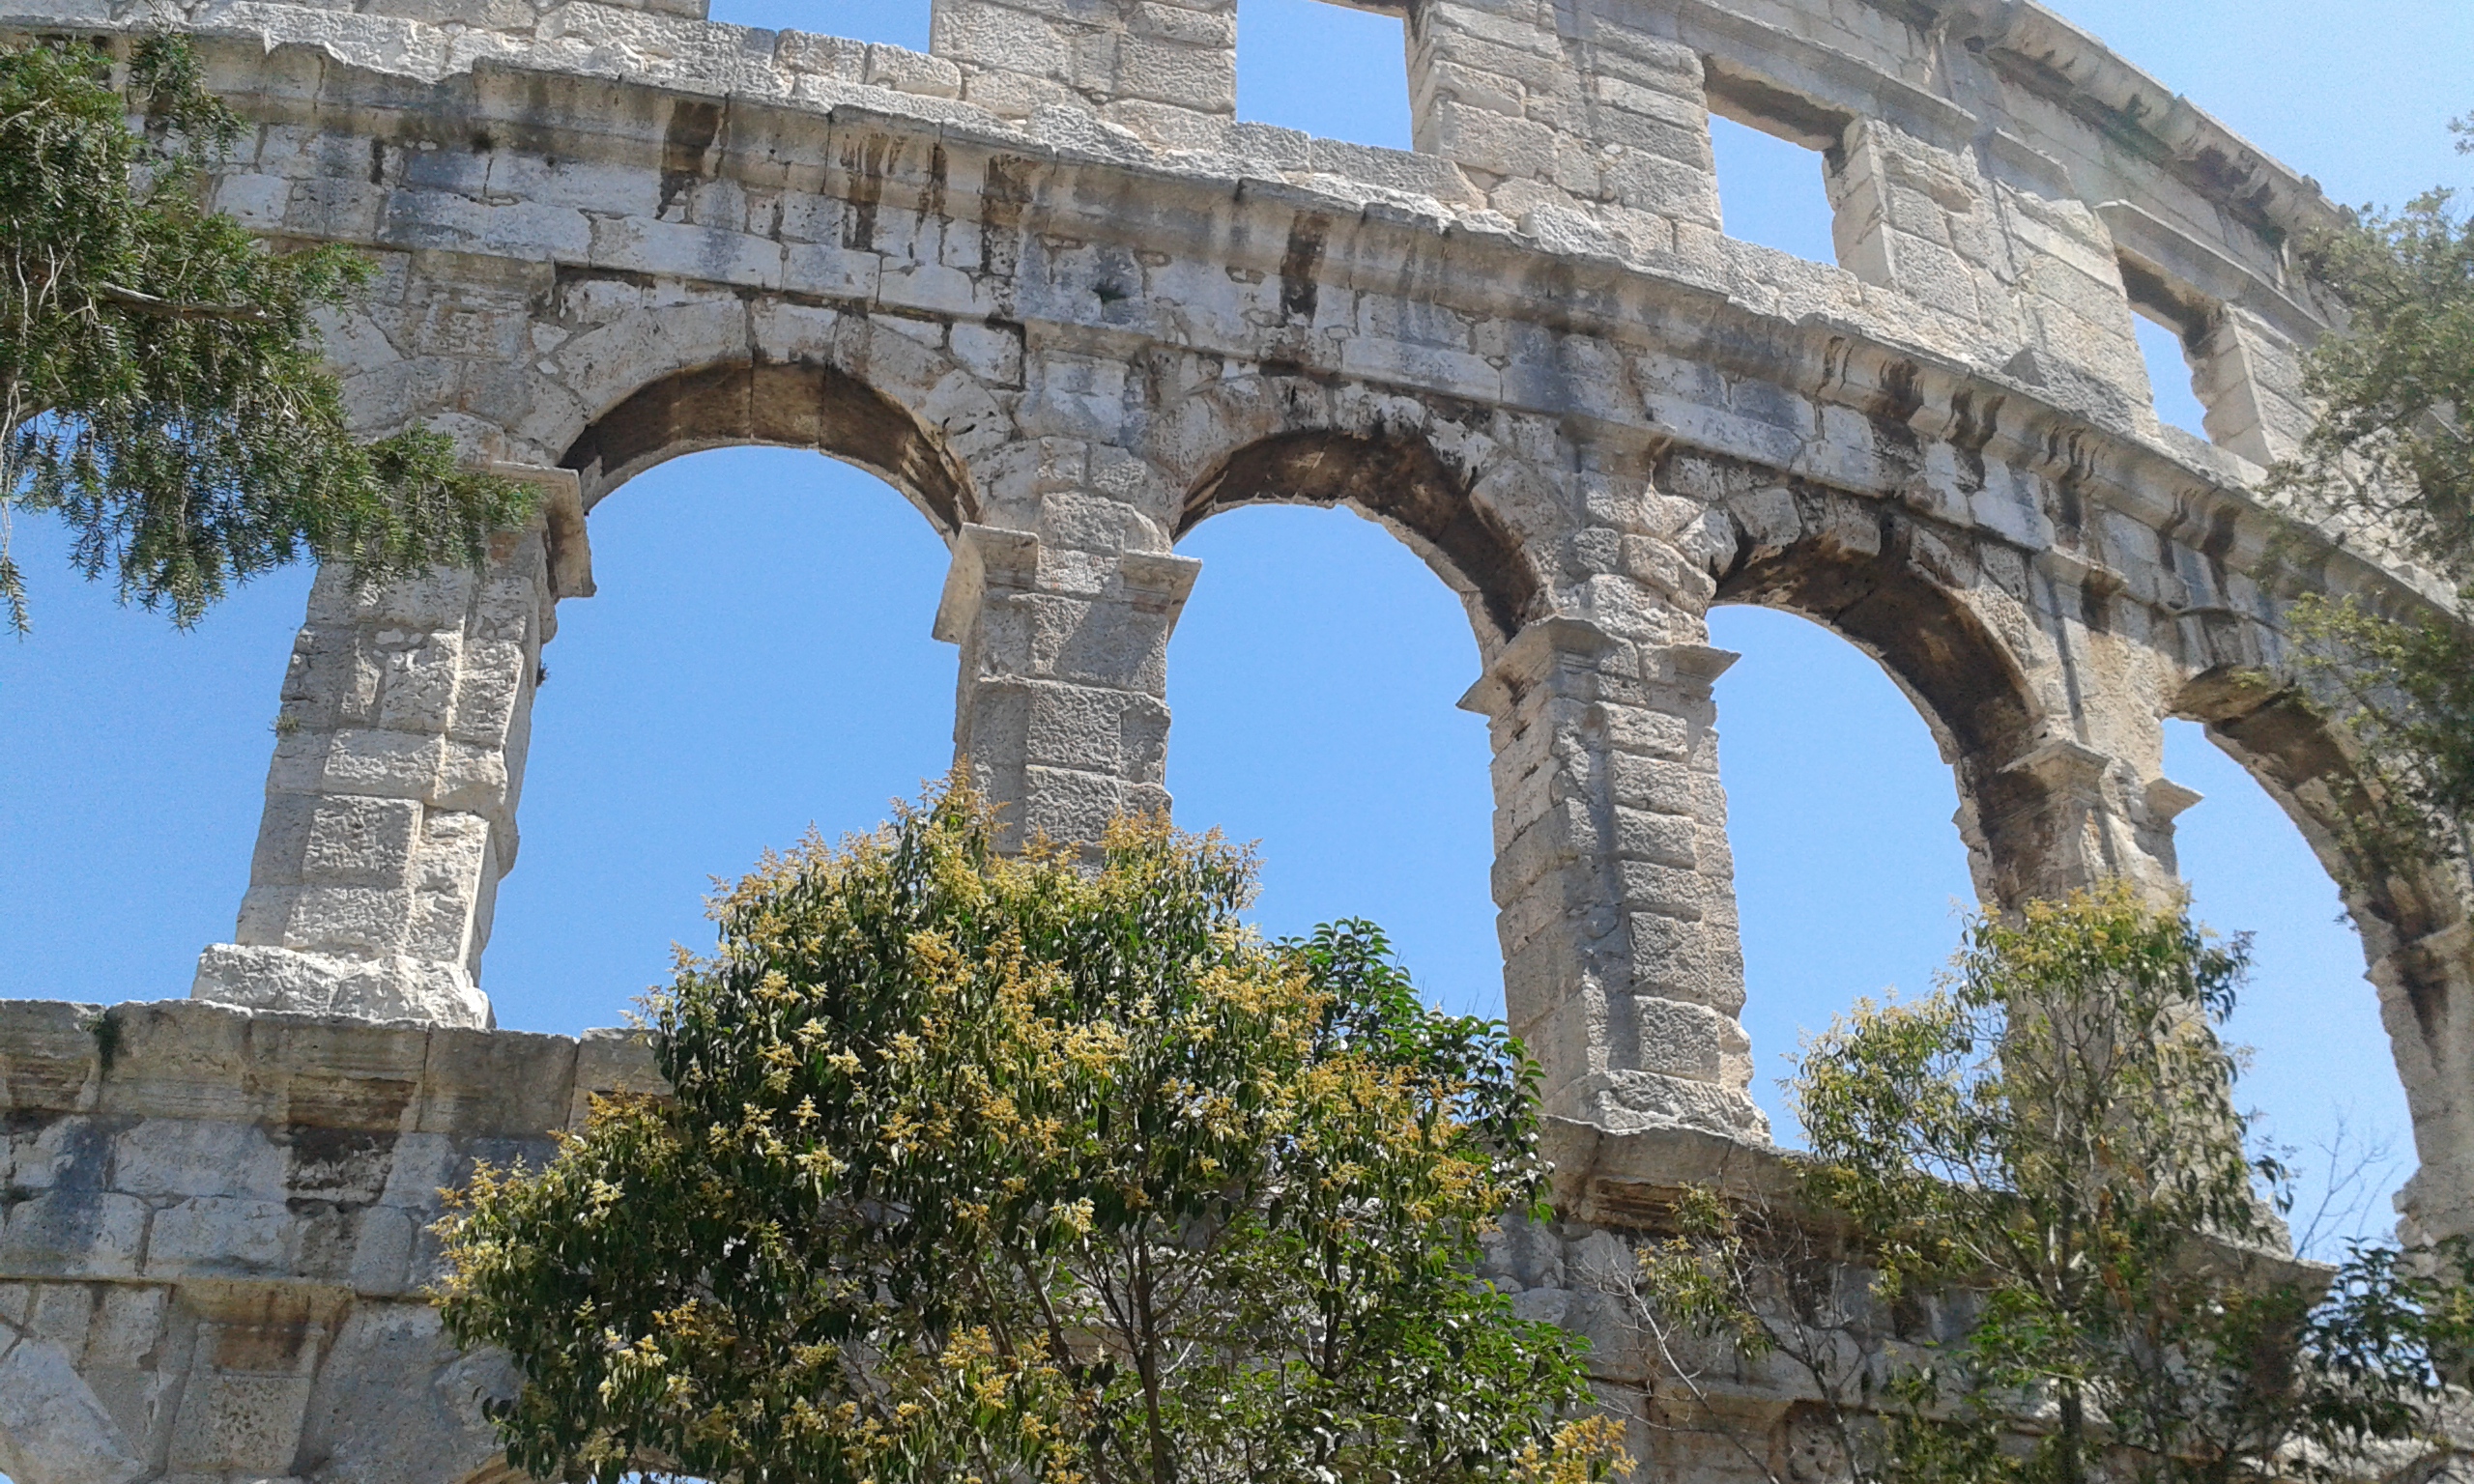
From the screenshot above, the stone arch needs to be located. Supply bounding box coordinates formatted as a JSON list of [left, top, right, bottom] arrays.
[[1705, 480, 2064, 907], [1154, 377, 1556, 648], [507, 295, 1013, 530], [559, 357, 979, 533], [2175, 664, 2474, 1239]]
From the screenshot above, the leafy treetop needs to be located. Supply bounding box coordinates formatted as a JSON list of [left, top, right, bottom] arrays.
[[2272, 125, 2474, 872], [440, 783, 1629, 1484], [1643, 885, 2474, 1484], [0, 34, 532, 632]]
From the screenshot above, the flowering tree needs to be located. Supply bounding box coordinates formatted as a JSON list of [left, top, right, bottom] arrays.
[[441, 785, 1626, 1484]]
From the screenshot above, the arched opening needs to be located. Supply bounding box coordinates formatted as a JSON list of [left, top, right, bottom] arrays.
[[0, 504, 310, 1007], [2162, 715, 2413, 1253], [462, 353, 977, 1035], [1710, 492, 2046, 904], [2175, 667, 2474, 1244], [561, 357, 976, 531], [1706, 605, 1980, 1141], [1166, 503, 1500, 1018], [1704, 486, 2056, 1140], [1169, 428, 1534, 1020], [481, 442, 958, 1036], [1179, 427, 1541, 646]]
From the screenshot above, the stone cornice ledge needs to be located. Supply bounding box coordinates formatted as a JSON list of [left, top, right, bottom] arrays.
[[1543, 1116, 1804, 1230], [1933, 0, 2350, 244], [0, 996, 658, 1134]]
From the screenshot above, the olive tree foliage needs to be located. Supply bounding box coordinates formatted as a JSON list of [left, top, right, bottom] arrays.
[[439, 785, 1629, 1484], [2269, 120, 2474, 872], [0, 34, 531, 632], [1637, 886, 2474, 1484]]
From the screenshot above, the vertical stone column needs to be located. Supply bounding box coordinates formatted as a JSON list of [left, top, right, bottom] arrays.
[[935, 522, 1201, 848], [1405, 0, 1722, 254], [1467, 615, 1764, 1140], [191, 468, 591, 1028], [1965, 737, 2199, 908], [1951, 549, 2205, 911], [2194, 304, 2316, 467], [929, 0, 1236, 147]]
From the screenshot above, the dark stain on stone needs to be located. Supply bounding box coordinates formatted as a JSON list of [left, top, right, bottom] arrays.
[[1948, 387, 2002, 487], [1279, 215, 1329, 324], [2079, 570, 2116, 635], [980, 155, 1035, 285], [283, 1125, 394, 1204], [1184, 428, 1538, 642], [658, 99, 724, 218], [840, 134, 895, 252], [1878, 358, 1925, 424]]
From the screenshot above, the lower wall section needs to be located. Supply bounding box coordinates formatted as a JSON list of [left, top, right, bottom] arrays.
[[0, 1000, 1844, 1484], [0, 999, 659, 1484]]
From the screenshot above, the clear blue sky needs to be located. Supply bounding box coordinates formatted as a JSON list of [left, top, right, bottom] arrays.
[[4, 0, 2465, 1252]]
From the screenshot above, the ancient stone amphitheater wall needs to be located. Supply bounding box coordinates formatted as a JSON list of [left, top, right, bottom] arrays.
[[2, 0, 2466, 1477]]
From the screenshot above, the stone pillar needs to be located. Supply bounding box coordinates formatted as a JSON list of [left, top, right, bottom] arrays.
[[1965, 737, 2199, 908], [929, 0, 1236, 148], [1466, 615, 1765, 1140], [2194, 304, 2316, 468], [191, 468, 592, 1028], [1826, 116, 2144, 402], [1405, 0, 1722, 254], [935, 522, 1201, 848]]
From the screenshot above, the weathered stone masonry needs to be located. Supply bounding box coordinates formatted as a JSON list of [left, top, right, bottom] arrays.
[[2, 0, 2468, 1476]]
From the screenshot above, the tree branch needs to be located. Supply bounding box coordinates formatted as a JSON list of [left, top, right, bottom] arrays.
[[94, 282, 275, 324]]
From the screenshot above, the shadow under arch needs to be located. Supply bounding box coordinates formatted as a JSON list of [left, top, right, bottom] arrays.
[[1179, 428, 1543, 645], [1712, 497, 2051, 905], [560, 357, 978, 533]]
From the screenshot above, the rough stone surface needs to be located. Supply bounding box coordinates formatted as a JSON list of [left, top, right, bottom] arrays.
[[3, 0, 2469, 1474]]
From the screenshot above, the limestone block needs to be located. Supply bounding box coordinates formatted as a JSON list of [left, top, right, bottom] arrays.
[[1622, 994, 1746, 1082], [417, 1025, 577, 1134], [0, 1191, 148, 1279], [571, 1026, 666, 1127], [28, 1282, 94, 1349], [146, 1197, 297, 1281], [165, 1319, 322, 1475], [0, 1000, 104, 1113], [87, 1286, 169, 1368], [109, 1119, 290, 1202], [443, 638, 532, 748], [866, 43, 964, 97], [317, 728, 450, 804], [300, 796, 425, 890], [297, 1302, 514, 1484], [192, 944, 492, 1028], [935, 0, 1074, 80], [0, 1325, 149, 1484]]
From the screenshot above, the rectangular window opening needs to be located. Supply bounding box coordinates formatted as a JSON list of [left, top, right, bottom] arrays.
[[2119, 254, 2219, 443], [713, 0, 929, 49], [1239, 0, 1412, 151], [1705, 91, 1841, 267]]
